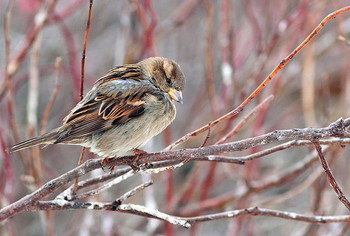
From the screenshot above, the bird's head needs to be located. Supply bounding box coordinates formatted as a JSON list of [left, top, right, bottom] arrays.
[[139, 57, 185, 104]]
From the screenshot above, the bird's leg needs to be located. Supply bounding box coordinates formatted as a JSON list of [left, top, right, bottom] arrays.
[[100, 157, 115, 172], [130, 148, 148, 171]]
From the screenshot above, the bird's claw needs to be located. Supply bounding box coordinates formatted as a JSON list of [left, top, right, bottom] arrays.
[[100, 157, 115, 172], [130, 149, 148, 171]]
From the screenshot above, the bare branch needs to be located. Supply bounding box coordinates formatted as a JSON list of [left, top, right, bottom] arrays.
[[72, 0, 94, 197], [181, 207, 350, 224], [180, 145, 334, 215], [312, 141, 350, 211], [1, 117, 350, 221], [116, 181, 153, 202], [33, 201, 191, 228], [56, 168, 130, 200], [68, 170, 134, 201]]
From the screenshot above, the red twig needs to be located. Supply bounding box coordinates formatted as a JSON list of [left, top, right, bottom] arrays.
[[80, 0, 93, 100], [0, 0, 58, 101], [203, 0, 218, 118], [72, 0, 93, 196], [56, 19, 80, 101]]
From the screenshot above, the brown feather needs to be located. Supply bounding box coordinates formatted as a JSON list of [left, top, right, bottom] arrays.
[[54, 79, 151, 143]]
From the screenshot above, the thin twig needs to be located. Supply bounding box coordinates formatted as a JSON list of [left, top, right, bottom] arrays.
[[72, 147, 86, 195], [235, 138, 350, 162], [218, 95, 274, 144], [312, 141, 350, 211], [33, 201, 191, 228], [70, 170, 134, 201], [180, 206, 350, 224], [259, 151, 339, 207], [180, 146, 333, 215], [56, 168, 130, 200], [116, 181, 153, 202], [200, 124, 212, 147], [80, 0, 93, 100], [73, 0, 93, 196]]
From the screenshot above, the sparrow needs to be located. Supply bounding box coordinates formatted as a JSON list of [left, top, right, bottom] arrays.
[[9, 57, 185, 160]]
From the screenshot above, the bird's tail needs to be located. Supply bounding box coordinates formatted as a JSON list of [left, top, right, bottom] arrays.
[[8, 132, 58, 153]]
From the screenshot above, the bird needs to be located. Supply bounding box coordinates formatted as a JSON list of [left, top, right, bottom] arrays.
[[9, 57, 185, 162]]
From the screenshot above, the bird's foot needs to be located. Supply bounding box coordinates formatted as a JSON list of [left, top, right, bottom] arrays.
[[132, 148, 148, 156], [100, 157, 115, 172], [130, 149, 148, 171]]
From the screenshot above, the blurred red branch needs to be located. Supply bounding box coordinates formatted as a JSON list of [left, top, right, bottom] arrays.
[[156, 0, 203, 37], [73, 0, 93, 196], [132, 0, 158, 57], [40, 58, 61, 134], [0, 0, 59, 101], [166, 5, 350, 151], [56, 19, 80, 100]]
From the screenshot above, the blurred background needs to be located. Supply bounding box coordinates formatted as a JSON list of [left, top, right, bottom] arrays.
[[1, 0, 350, 235]]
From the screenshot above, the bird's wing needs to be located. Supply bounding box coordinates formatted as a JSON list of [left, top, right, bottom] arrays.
[[54, 75, 160, 144]]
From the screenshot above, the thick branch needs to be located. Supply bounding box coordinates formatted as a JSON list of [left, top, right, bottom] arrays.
[[113, 117, 350, 166]]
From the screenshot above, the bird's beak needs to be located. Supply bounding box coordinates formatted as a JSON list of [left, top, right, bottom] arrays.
[[168, 88, 183, 104]]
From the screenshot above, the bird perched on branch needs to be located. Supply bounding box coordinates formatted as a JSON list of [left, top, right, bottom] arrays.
[[9, 57, 185, 161]]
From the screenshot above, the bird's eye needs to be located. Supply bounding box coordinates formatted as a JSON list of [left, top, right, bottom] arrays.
[[165, 77, 171, 84]]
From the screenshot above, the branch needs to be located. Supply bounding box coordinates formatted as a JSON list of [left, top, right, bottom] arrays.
[[181, 206, 350, 224], [116, 181, 153, 202], [64, 170, 134, 201], [312, 141, 350, 211], [0, 0, 59, 101], [116, 117, 350, 165], [0, 159, 101, 221], [33, 201, 190, 228], [179, 145, 334, 215], [1, 117, 350, 221]]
